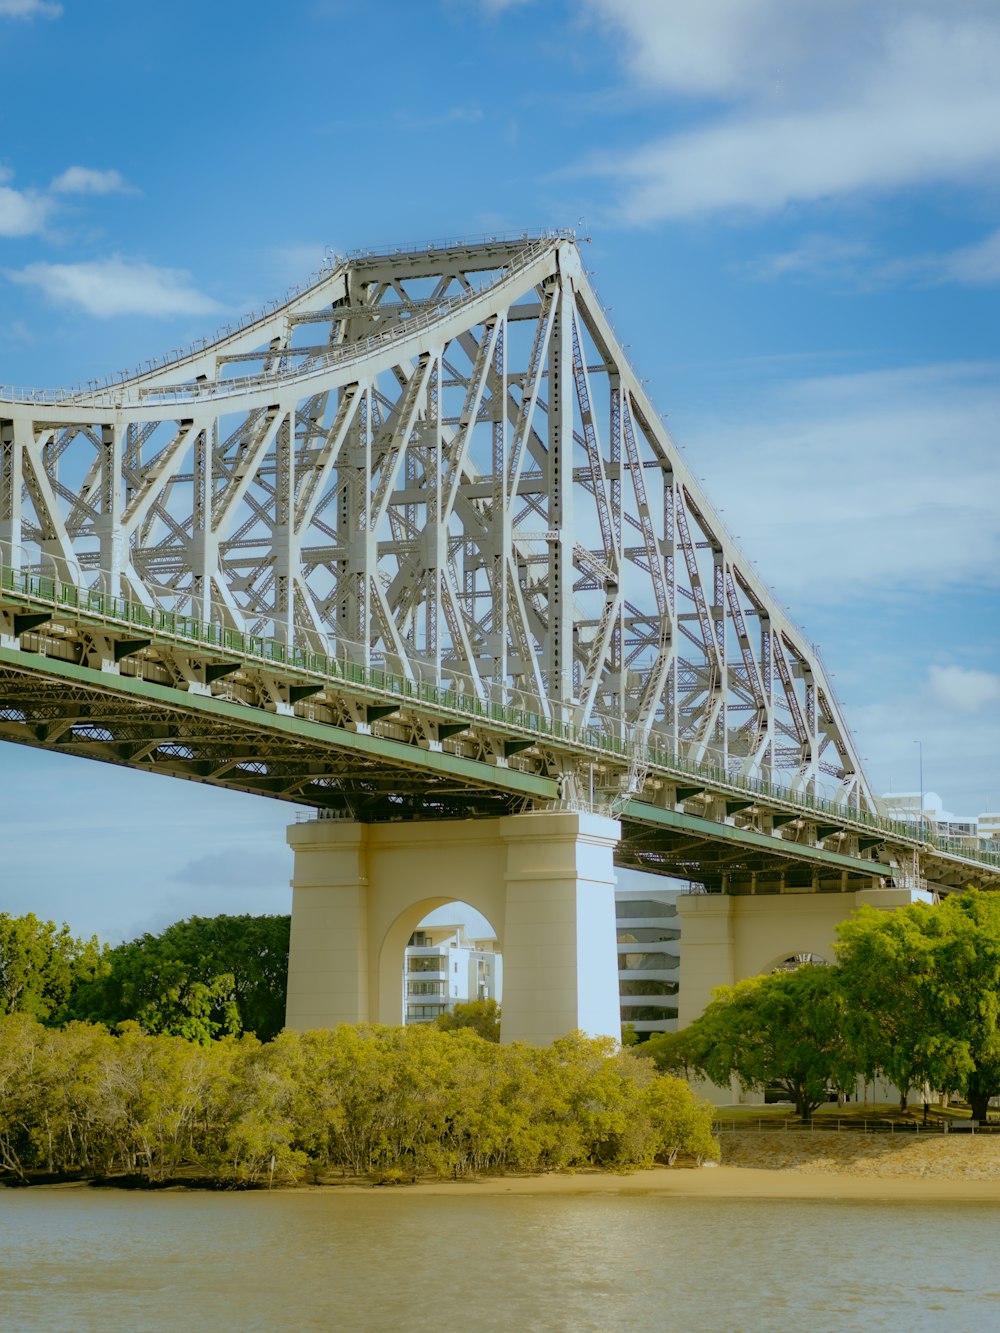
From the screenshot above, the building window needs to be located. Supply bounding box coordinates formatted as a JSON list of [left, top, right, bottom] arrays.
[[408, 957, 444, 973], [621, 1005, 678, 1022], [620, 979, 678, 997]]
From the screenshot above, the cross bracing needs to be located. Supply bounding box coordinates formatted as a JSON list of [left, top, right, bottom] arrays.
[[1, 233, 868, 808], [1, 233, 996, 897]]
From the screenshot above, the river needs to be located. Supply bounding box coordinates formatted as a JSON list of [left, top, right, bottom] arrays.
[[2, 1188, 998, 1331]]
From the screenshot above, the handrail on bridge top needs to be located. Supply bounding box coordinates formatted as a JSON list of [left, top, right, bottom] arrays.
[[2, 555, 999, 876]]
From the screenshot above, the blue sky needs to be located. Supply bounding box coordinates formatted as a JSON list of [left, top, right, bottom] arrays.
[[1, 0, 998, 942]]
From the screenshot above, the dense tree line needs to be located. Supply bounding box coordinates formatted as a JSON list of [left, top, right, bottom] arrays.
[[67, 914, 290, 1042], [0, 1017, 717, 1186], [0, 911, 291, 1043], [0, 913, 106, 1024], [647, 890, 1000, 1121]]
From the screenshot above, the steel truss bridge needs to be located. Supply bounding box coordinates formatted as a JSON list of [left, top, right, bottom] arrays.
[[1, 233, 996, 897]]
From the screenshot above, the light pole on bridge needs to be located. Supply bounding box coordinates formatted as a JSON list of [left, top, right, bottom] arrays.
[[914, 739, 924, 841]]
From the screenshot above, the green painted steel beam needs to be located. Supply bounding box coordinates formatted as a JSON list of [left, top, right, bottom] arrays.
[[623, 799, 896, 878], [0, 645, 558, 801]]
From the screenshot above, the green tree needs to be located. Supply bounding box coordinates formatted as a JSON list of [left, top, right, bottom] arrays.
[[434, 998, 501, 1042], [836, 890, 1000, 1122], [0, 913, 106, 1024], [671, 965, 859, 1120], [641, 1027, 698, 1077], [641, 1074, 719, 1165], [69, 914, 289, 1042]]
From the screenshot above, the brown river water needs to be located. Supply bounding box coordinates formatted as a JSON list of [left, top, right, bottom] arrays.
[[1, 1188, 998, 1331]]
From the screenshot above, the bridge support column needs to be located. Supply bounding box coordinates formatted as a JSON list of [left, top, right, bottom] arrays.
[[284, 810, 622, 1045], [499, 810, 621, 1046], [285, 820, 371, 1030]]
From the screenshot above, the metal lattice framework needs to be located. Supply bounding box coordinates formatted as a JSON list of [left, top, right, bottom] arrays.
[[1, 232, 871, 809]]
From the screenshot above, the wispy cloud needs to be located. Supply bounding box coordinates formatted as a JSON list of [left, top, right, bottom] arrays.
[[579, 2, 1000, 220], [936, 228, 1000, 286], [171, 847, 291, 890], [476, 0, 534, 13], [748, 224, 1000, 291], [0, 162, 136, 238], [6, 256, 222, 317], [0, 0, 61, 18], [927, 665, 1000, 713], [0, 168, 49, 237], [681, 360, 1000, 603], [744, 234, 872, 283], [49, 165, 137, 196]]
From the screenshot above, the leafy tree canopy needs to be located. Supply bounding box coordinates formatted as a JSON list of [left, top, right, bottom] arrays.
[[836, 890, 1000, 1122], [0, 913, 106, 1024], [68, 914, 290, 1044], [434, 998, 501, 1042], [0, 1016, 719, 1185], [668, 965, 860, 1120]]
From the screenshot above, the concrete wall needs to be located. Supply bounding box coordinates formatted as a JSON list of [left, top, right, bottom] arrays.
[[285, 810, 621, 1045]]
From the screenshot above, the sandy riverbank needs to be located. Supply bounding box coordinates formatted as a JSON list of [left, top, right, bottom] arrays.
[[17, 1132, 1000, 1202], [309, 1132, 1000, 1202], [348, 1164, 1000, 1202]]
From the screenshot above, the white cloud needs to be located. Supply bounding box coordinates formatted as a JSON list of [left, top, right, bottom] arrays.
[[0, 169, 49, 236], [585, 0, 815, 98], [49, 165, 136, 196], [6, 256, 223, 318], [749, 225, 1000, 290], [579, 2, 1000, 219], [0, 0, 61, 17], [927, 665, 1000, 713], [941, 228, 1000, 285], [745, 234, 872, 282], [680, 361, 1000, 602]]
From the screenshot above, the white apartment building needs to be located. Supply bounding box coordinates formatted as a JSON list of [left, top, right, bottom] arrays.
[[403, 923, 501, 1025]]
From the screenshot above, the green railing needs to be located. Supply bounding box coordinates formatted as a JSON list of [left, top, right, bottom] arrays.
[[3, 562, 999, 873]]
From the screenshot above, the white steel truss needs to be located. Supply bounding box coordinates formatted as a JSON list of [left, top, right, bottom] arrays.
[[0, 233, 872, 810]]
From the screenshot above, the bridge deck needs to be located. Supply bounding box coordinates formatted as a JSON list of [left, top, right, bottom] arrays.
[[2, 566, 996, 895]]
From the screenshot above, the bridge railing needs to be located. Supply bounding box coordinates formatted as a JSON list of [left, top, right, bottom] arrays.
[[3, 558, 1000, 874]]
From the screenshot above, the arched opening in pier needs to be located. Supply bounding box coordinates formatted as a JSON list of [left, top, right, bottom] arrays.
[[376, 897, 502, 1030]]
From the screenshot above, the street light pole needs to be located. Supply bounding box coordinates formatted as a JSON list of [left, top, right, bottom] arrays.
[[914, 740, 924, 840]]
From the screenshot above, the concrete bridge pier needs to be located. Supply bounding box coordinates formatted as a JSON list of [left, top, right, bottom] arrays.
[[677, 884, 916, 1026], [284, 809, 622, 1045]]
